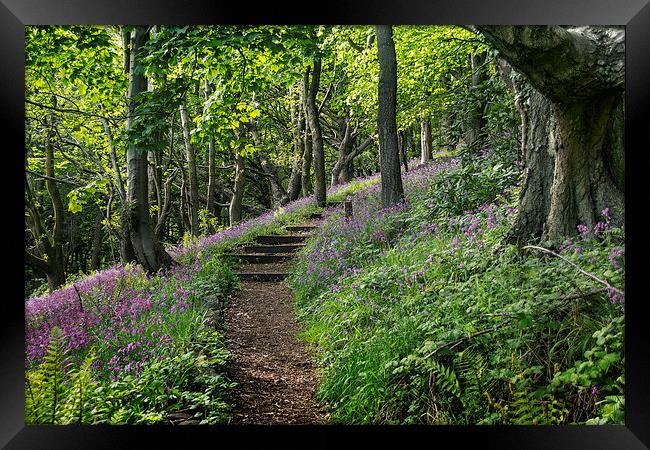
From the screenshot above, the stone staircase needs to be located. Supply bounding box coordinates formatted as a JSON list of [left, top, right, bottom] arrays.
[[231, 214, 322, 282]]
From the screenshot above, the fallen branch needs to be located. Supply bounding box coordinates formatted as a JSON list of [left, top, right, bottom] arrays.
[[523, 245, 624, 296], [424, 320, 511, 359]]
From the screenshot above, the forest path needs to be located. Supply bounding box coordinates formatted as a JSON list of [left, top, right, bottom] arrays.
[[222, 216, 326, 424]]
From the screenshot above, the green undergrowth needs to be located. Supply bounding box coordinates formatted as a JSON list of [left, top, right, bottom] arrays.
[[25, 186, 344, 424], [289, 159, 625, 425]]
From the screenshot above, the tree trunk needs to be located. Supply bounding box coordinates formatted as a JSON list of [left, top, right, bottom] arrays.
[[285, 84, 304, 202], [125, 26, 173, 272], [331, 116, 354, 186], [514, 89, 558, 241], [179, 101, 200, 236], [420, 118, 433, 164], [476, 25, 625, 243], [101, 118, 136, 263], [462, 50, 488, 152], [41, 108, 66, 292], [376, 25, 404, 208], [545, 95, 624, 241], [90, 205, 103, 270], [301, 114, 313, 197], [204, 80, 218, 217], [305, 60, 326, 207], [250, 120, 286, 206], [398, 130, 409, 173], [229, 148, 245, 225]]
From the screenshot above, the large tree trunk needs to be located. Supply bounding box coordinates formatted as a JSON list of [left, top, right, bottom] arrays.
[[179, 101, 200, 236], [477, 26, 625, 243], [125, 26, 173, 272], [305, 59, 326, 207], [376, 25, 404, 208]]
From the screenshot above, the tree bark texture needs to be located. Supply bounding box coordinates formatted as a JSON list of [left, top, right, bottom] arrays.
[[420, 118, 433, 164], [250, 120, 287, 206], [285, 84, 304, 202], [125, 26, 173, 272], [179, 101, 200, 236], [376, 25, 405, 208], [477, 26, 625, 243], [305, 60, 326, 207], [229, 148, 246, 225], [462, 50, 488, 151]]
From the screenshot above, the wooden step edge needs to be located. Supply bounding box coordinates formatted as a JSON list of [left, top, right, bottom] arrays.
[[236, 272, 289, 281], [236, 244, 306, 254]]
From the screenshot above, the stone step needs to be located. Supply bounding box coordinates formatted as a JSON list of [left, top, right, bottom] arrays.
[[228, 253, 295, 264], [239, 244, 305, 254], [285, 225, 318, 233], [256, 234, 310, 245], [236, 272, 289, 282]]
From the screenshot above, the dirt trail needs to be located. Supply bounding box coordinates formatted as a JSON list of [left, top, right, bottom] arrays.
[[223, 242, 325, 424]]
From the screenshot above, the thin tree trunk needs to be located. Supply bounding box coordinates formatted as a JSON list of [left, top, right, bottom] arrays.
[[376, 25, 404, 208], [331, 116, 353, 186], [398, 130, 409, 173], [250, 120, 286, 206], [305, 60, 326, 207], [101, 117, 136, 263], [301, 117, 313, 197], [283, 84, 304, 203], [420, 118, 433, 164], [179, 101, 200, 236], [43, 109, 66, 291], [90, 205, 103, 270], [229, 147, 246, 225], [204, 80, 218, 218], [462, 50, 488, 152]]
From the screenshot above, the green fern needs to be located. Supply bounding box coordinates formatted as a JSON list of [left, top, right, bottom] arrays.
[[510, 389, 569, 425], [25, 327, 69, 424], [425, 358, 461, 399], [60, 353, 97, 424], [25, 328, 99, 424]]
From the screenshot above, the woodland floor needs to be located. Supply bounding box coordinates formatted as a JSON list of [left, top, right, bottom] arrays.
[[222, 247, 326, 424]]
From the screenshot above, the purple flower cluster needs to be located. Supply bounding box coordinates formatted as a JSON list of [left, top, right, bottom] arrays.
[[297, 158, 460, 294], [607, 287, 625, 304], [609, 247, 624, 269], [445, 203, 510, 255], [25, 258, 212, 380]]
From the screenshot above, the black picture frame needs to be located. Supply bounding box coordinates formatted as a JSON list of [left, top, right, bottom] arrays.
[[3, 0, 649, 448]]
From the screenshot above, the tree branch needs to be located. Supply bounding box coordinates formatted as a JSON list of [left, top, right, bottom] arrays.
[[523, 245, 624, 295]]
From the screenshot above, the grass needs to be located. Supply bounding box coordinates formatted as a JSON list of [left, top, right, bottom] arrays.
[[288, 155, 625, 425]]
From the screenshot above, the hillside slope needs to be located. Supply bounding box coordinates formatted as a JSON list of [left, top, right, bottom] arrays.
[[289, 154, 625, 425]]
